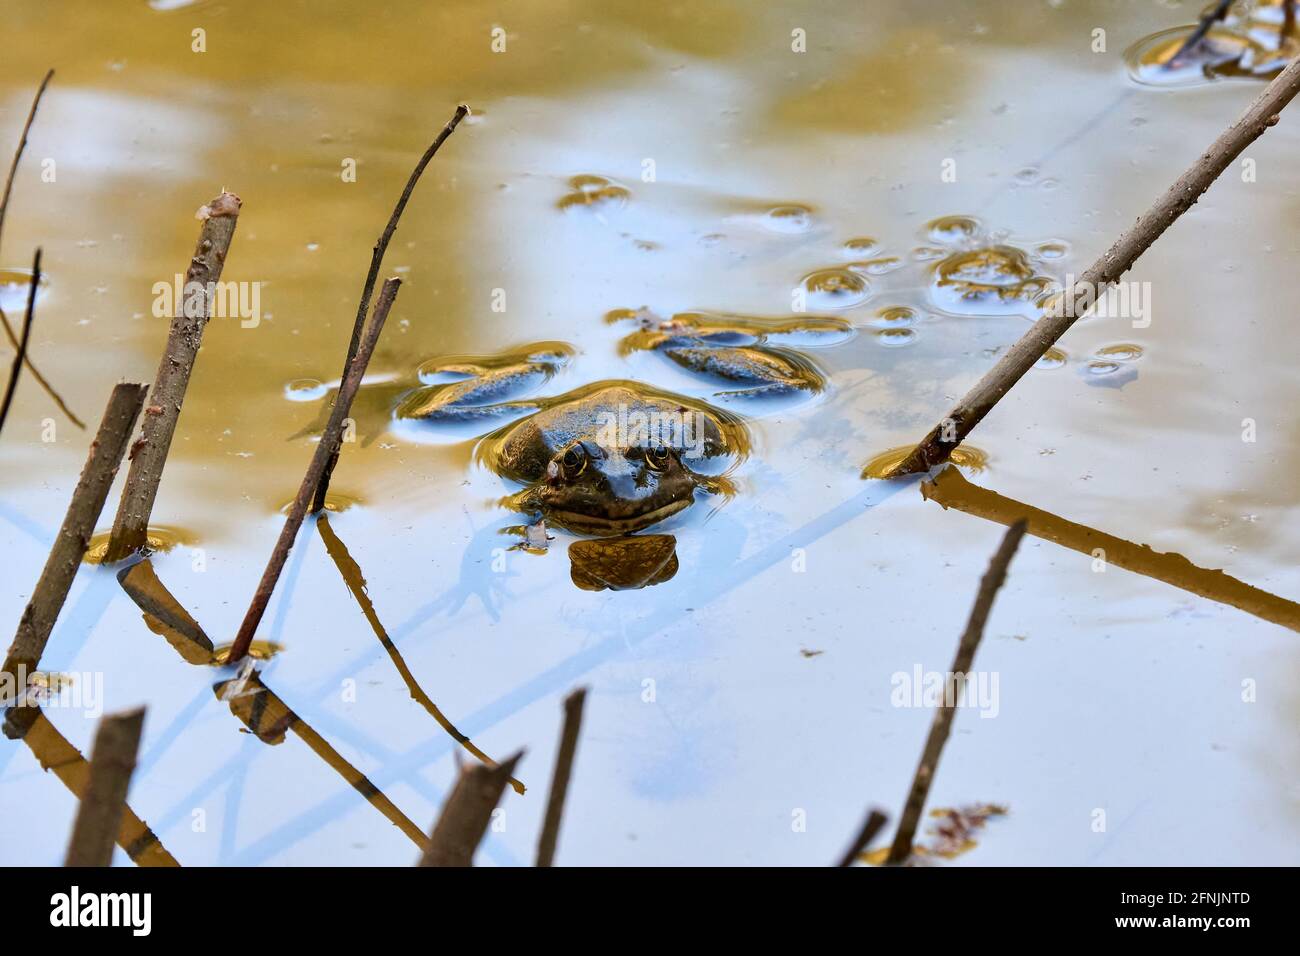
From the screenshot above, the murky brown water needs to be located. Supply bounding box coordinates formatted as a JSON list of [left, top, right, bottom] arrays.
[[1, 0, 1297, 865]]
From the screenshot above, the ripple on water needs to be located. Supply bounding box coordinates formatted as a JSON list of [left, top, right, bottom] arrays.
[[861, 444, 989, 480], [557, 174, 630, 214], [1124, 25, 1254, 87], [279, 492, 360, 514], [212, 641, 284, 665], [930, 245, 1052, 317], [84, 526, 194, 564], [284, 378, 328, 402], [799, 268, 871, 310]]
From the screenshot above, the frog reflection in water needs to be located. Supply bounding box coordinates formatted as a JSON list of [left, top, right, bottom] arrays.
[[398, 362, 749, 535]]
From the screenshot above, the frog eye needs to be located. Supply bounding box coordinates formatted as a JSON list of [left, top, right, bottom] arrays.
[[644, 443, 672, 471], [561, 444, 587, 477]]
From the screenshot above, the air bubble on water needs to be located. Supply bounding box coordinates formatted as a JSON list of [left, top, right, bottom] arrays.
[[925, 215, 982, 245], [871, 306, 918, 328], [760, 204, 814, 234], [1095, 343, 1144, 362], [846, 256, 903, 276], [558, 174, 631, 214], [875, 328, 916, 347], [1035, 347, 1067, 370], [799, 268, 871, 310], [841, 237, 880, 258]]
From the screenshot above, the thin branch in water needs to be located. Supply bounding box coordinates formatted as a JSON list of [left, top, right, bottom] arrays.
[[535, 686, 587, 867], [2, 382, 148, 741], [312, 104, 469, 513], [922, 465, 1300, 633], [315, 513, 525, 793], [64, 706, 146, 867], [836, 808, 889, 867], [0, 306, 83, 429], [227, 277, 402, 664], [1166, 0, 1234, 69], [883, 54, 1300, 478], [0, 68, 81, 429], [0, 68, 52, 248], [0, 246, 39, 437], [885, 520, 1026, 865], [420, 751, 523, 867], [102, 191, 242, 563], [214, 669, 432, 852]]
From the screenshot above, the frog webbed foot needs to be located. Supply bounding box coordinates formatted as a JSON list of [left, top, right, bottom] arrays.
[[398, 344, 573, 425], [662, 344, 827, 401]]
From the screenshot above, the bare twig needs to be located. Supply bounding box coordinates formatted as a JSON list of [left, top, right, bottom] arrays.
[[922, 465, 1300, 633], [1166, 0, 1234, 69], [420, 751, 524, 867], [64, 707, 146, 867], [316, 513, 525, 793], [3, 383, 148, 740], [103, 191, 242, 562], [836, 808, 889, 867], [23, 709, 176, 865], [0, 68, 80, 429], [227, 277, 401, 664], [0, 247, 39, 437], [0, 306, 83, 429], [885, 521, 1026, 865], [885, 54, 1300, 478], [312, 104, 469, 513], [535, 687, 587, 867], [0, 69, 52, 250]]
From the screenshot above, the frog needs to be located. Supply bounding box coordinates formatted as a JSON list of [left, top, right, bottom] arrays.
[[608, 308, 854, 399], [467, 380, 749, 536]]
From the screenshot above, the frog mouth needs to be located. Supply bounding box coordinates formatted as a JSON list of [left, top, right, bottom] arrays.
[[547, 498, 691, 536]]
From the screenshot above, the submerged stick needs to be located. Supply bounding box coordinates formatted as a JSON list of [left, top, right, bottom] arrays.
[[0, 69, 82, 430], [0, 247, 39, 437], [885, 54, 1300, 478], [214, 670, 431, 852], [24, 709, 176, 866], [103, 191, 242, 562], [420, 751, 523, 867], [227, 277, 401, 664], [535, 687, 587, 867], [885, 521, 1026, 865], [3, 383, 147, 739], [836, 808, 889, 867], [316, 513, 525, 793], [64, 707, 146, 867], [921, 466, 1300, 633], [312, 104, 469, 513]]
